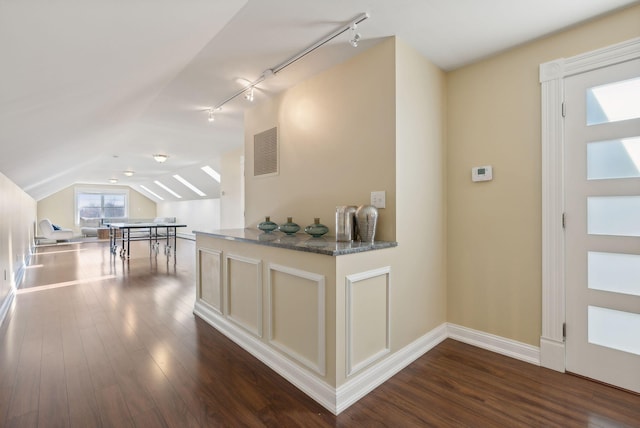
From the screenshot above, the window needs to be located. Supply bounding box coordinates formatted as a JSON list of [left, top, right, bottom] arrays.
[[75, 188, 128, 223]]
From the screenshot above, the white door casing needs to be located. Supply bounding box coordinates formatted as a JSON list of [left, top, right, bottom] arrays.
[[540, 37, 640, 373]]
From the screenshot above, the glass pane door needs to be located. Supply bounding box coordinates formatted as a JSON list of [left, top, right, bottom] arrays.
[[564, 58, 640, 393]]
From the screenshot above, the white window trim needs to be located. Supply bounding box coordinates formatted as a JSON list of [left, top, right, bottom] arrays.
[[74, 186, 130, 225], [539, 37, 640, 372]]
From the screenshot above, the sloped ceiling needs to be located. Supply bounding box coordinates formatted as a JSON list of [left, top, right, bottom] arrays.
[[0, 0, 636, 202]]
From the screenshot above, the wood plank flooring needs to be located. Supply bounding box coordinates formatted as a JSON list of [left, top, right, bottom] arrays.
[[1, 239, 638, 427]]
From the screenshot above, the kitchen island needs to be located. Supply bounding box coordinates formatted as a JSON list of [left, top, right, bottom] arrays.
[[193, 228, 398, 414]]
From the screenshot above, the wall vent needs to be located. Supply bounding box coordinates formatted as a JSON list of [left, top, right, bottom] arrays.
[[254, 127, 278, 177]]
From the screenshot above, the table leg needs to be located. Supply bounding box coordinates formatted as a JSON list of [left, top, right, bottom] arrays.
[[126, 229, 130, 259]]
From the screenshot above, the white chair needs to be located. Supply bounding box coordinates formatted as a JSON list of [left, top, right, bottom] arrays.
[[38, 218, 73, 241]]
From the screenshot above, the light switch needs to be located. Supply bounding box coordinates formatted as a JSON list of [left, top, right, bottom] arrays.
[[371, 191, 386, 209]]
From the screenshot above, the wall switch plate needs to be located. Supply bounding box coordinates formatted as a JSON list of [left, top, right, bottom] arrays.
[[472, 165, 493, 182], [371, 191, 386, 209]]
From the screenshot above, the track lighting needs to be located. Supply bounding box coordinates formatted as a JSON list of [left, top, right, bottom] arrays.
[[349, 23, 361, 48], [205, 12, 369, 118]]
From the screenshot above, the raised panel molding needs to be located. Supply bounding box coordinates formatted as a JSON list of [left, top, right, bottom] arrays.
[[345, 267, 391, 377], [197, 248, 223, 314], [539, 36, 640, 372], [226, 254, 262, 338], [193, 302, 543, 416], [267, 263, 326, 376]]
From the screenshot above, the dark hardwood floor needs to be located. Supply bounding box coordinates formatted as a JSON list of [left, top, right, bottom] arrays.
[[0, 239, 638, 427]]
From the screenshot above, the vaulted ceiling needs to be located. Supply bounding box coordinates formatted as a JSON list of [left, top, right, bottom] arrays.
[[1, 0, 636, 202]]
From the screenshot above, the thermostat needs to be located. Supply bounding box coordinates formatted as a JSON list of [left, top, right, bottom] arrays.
[[472, 165, 493, 182]]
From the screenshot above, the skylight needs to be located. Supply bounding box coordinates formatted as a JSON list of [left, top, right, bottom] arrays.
[[140, 185, 164, 201], [201, 165, 221, 183], [173, 174, 206, 197], [154, 180, 182, 198]]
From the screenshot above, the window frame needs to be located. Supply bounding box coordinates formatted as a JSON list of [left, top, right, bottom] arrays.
[[74, 187, 129, 225]]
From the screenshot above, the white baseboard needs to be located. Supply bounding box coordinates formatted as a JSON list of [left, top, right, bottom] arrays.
[[194, 303, 542, 415], [195, 299, 447, 415], [540, 337, 565, 372], [446, 323, 540, 366], [194, 300, 338, 412], [336, 323, 448, 414]]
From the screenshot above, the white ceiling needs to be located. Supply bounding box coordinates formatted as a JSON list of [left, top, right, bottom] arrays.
[[1, 0, 636, 202]]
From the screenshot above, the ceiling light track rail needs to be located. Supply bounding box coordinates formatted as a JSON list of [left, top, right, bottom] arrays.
[[210, 12, 369, 113]]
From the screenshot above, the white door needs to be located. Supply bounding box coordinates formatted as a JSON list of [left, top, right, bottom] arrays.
[[565, 58, 640, 393]]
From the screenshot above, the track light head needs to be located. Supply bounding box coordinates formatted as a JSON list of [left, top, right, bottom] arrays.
[[244, 86, 255, 102], [208, 109, 215, 122], [349, 23, 361, 48], [349, 33, 361, 48]]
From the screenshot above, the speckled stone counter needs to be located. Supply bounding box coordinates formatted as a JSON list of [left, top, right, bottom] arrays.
[[193, 228, 397, 256]]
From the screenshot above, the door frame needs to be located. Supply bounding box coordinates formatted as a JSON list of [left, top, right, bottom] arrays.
[[539, 37, 640, 372]]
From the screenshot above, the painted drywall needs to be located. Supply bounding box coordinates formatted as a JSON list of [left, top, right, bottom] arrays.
[[244, 37, 447, 357], [37, 184, 156, 236], [394, 38, 447, 345], [157, 198, 220, 238], [244, 38, 396, 241], [220, 147, 244, 229], [446, 4, 640, 346], [0, 172, 36, 324]]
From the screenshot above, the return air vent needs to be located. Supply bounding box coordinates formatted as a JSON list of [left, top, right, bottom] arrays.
[[254, 127, 278, 177]]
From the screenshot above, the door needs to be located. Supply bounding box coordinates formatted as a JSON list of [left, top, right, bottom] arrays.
[[565, 58, 640, 393]]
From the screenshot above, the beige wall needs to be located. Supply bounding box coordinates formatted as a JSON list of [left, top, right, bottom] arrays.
[[244, 38, 397, 241], [0, 172, 37, 321], [446, 5, 640, 346], [394, 38, 447, 345], [37, 184, 156, 236], [244, 38, 448, 353]]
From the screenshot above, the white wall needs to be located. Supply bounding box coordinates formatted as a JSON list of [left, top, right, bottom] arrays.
[[0, 172, 37, 325], [220, 147, 245, 229], [157, 198, 220, 238]]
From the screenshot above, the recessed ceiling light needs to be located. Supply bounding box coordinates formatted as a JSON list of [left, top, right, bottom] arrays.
[[123, 170, 134, 177], [201, 165, 221, 183], [154, 180, 182, 198], [140, 185, 164, 200], [173, 174, 206, 197], [153, 154, 168, 163], [109, 178, 118, 184]]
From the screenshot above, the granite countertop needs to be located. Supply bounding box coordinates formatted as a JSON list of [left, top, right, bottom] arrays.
[[193, 228, 397, 256]]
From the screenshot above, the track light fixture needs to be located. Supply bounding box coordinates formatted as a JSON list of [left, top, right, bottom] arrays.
[[244, 86, 255, 102], [205, 12, 369, 120], [349, 23, 361, 48]]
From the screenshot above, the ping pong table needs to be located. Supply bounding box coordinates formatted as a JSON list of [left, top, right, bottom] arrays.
[[108, 222, 187, 263]]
